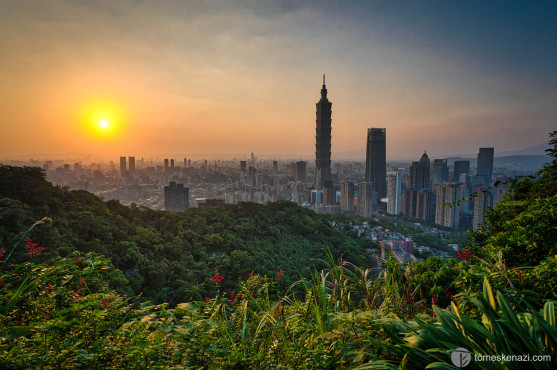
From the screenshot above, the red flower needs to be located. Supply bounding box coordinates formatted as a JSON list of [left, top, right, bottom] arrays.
[[209, 271, 224, 285], [0, 280, 5, 286], [75, 257, 82, 264], [44, 283, 54, 291], [102, 298, 110, 308], [204, 297, 210, 302], [25, 238, 44, 259], [444, 286, 452, 299], [248, 272, 253, 278], [432, 293, 438, 305], [516, 268, 524, 280], [457, 249, 471, 261], [277, 269, 283, 282]]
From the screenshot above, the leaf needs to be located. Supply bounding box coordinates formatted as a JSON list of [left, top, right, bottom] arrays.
[[482, 277, 496, 311], [1, 326, 33, 340]]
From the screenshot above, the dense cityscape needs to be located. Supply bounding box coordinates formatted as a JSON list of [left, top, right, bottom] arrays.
[[6, 78, 545, 232], [2, 78, 548, 266]]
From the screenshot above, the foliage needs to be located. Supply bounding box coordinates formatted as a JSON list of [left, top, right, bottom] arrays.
[[377, 278, 557, 369], [0, 165, 366, 305]]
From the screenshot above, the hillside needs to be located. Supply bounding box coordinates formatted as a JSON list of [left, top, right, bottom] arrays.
[[0, 165, 368, 305]]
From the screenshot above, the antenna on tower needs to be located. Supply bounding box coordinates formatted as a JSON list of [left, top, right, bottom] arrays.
[[323, 74, 326, 86]]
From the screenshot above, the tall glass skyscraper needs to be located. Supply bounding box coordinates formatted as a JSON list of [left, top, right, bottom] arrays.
[[315, 75, 332, 188], [365, 128, 387, 198], [477, 148, 494, 186]]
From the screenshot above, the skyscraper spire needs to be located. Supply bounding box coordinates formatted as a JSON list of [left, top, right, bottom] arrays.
[[315, 76, 332, 188]]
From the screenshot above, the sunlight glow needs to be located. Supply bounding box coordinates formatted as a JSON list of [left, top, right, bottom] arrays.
[[74, 98, 128, 141]]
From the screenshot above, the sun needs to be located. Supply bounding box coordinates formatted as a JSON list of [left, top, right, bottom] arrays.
[[100, 120, 109, 128]]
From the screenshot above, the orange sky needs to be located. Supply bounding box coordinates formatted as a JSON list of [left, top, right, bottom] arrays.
[[1, 1, 555, 160]]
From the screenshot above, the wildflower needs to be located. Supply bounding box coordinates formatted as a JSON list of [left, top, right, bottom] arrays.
[[516, 268, 524, 280], [248, 272, 253, 278], [0, 279, 5, 286], [429, 310, 435, 317], [25, 238, 44, 259], [44, 283, 54, 291], [457, 249, 471, 261], [432, 293, 438, 306], [75, 257, 82, 264], [444, 286, 452, 299], [209, 271, 224, 286], [102, 298, 110, 308], [204, 297, 210, 303], [277, 269, 283, 282]]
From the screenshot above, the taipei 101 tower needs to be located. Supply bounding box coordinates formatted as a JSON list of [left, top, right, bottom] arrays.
[[315, 75, 332, 188]]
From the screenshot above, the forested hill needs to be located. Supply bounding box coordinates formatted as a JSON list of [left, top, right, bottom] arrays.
[[0, 165, 368, 305]]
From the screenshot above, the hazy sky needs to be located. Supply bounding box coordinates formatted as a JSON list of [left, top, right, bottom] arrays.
[[1, 0, 556, 160]]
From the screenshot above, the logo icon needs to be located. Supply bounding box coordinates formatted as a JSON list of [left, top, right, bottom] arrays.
[[451, 347, 472, 368]]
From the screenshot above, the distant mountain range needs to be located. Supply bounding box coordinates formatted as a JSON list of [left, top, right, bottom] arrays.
[[498, 141, 551, 156], [335, 140, 551, 161]]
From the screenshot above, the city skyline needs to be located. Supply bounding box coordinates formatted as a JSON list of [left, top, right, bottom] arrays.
[[1, 1, 556, 159]]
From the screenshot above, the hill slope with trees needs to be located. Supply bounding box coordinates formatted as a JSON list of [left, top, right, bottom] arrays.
[[0, 166, 367, 305]]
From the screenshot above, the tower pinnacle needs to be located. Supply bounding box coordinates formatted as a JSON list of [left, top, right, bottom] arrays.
[[315, 76, 332, 188]]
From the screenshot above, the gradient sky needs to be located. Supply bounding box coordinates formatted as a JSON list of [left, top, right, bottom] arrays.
[[1, 0, 556, 160]]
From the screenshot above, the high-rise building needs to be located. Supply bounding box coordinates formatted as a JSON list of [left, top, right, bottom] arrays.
[[435, 183, 468, 229], [403, 152, 432, 221], [240, 160, 247, 172], [453, 160, 470, 183], [296, 161, 307, 182], [315, 75, 332, 188], [272, 161, 278, 173], [119, 157, 126, 177], [256, 172, 263, 189], [473, 187, 493, 231], [164, 181, 189, 212], [357, 182, 374, 217], [409, 152, 430, 189], [387, 171, 401, 215], [164, 159, 169, 174], [416, 189, 434, 221], [401, 188, 417, 218], [477, 148, 494, 186], [128, 156, 135, 173], [365, 128, 387, 198], [431, 159, 449, 186], [340, 181, 355, 215], [323, 180, 336, 205], [183, 158, 188, 168]]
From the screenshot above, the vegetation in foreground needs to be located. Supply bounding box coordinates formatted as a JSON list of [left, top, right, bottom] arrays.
[[0, 132, 556, 368]]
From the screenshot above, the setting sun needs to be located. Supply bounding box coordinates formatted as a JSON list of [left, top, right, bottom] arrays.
[[100, 120, 108, 128]]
